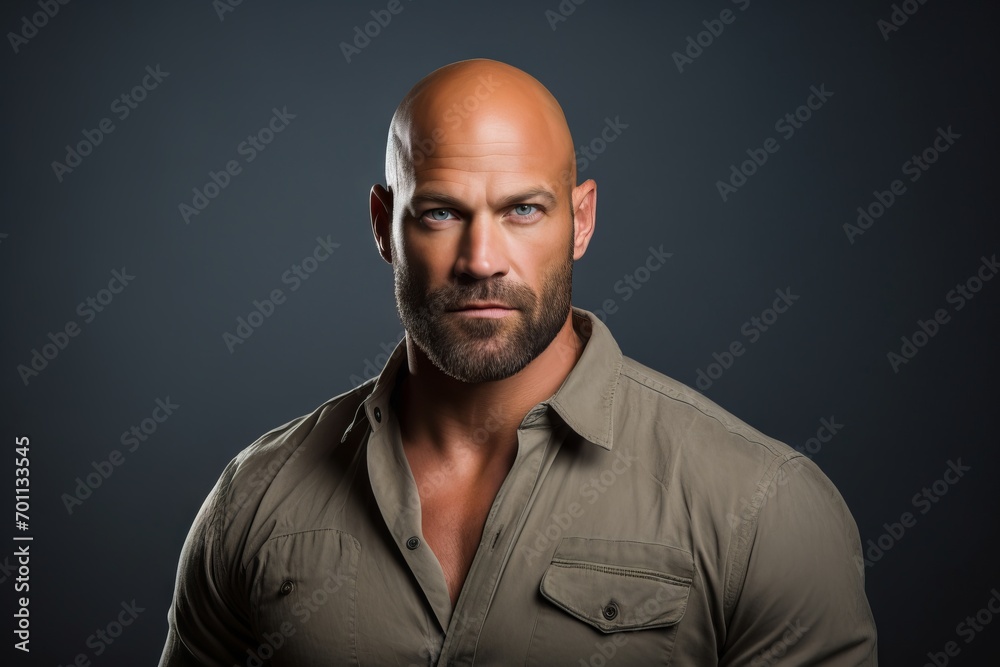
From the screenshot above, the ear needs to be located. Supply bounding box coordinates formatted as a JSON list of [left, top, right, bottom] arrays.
[[370, 184, 394, 264], [570, 179, 597, 261]]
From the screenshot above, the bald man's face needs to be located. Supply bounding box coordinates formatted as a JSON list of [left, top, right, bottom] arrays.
[[371, 62, 596, 384], [392, 133, 575, 383], [381, 68, 591, 383]]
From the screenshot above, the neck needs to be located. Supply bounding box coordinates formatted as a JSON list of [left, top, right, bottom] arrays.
[[392, 310, 585, 462]]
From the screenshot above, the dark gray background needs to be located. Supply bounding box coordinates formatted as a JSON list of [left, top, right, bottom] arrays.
[[2, 0, 998, 664]]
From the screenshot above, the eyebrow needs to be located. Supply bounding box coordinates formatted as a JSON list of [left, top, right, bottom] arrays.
[[410, 187, 559, 211]]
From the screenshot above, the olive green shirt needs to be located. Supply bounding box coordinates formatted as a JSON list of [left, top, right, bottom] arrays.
[[159, 308, 877, 666]]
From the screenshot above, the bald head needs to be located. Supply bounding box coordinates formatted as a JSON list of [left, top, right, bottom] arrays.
[[384, 59, 577, 196], [371, 59, 597, 387], [369, 59, 598, 384], [369, 57, 597, 285]]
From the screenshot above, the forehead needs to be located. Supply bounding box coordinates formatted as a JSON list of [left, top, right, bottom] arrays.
[[393, 80, 572, 203], [409, 145, 560, 205], [400, 138, 568, 209]]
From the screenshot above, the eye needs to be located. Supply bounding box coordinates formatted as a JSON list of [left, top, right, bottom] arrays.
[[421, 208, 456, 223], [510, 204, 540, 220]]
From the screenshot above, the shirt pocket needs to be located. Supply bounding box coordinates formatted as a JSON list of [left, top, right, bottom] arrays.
[[250, 529, 361, 666], [526, 537, 693, 667]]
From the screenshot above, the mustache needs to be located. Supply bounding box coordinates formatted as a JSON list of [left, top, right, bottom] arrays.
[[425, 280, 536, 312]]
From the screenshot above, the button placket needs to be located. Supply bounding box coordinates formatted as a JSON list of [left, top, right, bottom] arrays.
[[436, 426, 557, 663]]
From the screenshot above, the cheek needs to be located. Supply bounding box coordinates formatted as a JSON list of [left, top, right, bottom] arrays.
[[510, 261, 551, 301], [515, 232, 572, 283], [398, 234, 450, 285]]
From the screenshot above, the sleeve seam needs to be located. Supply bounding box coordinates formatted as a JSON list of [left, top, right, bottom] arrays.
[[722, 451, 805, 621]]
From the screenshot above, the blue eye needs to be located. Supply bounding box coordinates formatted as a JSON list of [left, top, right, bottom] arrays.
[[512, 204, 537, 216], [424, 209, 454, 221]]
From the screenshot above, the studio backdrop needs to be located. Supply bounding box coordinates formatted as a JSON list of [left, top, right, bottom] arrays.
[[2, 0, 998, 664]]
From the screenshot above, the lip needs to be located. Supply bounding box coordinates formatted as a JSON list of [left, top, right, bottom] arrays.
[[449, 302, 517, 318]]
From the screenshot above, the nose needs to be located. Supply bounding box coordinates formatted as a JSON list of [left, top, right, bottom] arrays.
[[453, 213, 509, 281]]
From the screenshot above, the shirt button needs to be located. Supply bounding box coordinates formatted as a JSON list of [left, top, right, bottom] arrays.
[[374, 407, 382, 423], [406, 536, 420, 550], [279, 580, 294, 595], [602, 602, 619, 620]]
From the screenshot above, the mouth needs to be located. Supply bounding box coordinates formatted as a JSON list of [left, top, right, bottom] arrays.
[[448, 302, 517, 318]]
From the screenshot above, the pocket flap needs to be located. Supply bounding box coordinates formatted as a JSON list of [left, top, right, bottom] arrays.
[[539, 538, 693, 633]]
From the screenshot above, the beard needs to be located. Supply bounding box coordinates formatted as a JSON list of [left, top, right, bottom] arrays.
[[393, 234, 574, 384]]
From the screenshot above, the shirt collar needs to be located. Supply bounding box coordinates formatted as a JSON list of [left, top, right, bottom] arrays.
[[341, 307, 623, 451], [546, 308, 623, 450], [339, 337, 407, 443]]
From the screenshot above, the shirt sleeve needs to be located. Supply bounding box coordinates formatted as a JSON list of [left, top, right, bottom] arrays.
[[719, 455, 878, 666], [158, 458, 258, 666]]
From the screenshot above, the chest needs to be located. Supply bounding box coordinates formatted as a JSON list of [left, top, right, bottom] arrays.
[[410, 464, 509, 606]]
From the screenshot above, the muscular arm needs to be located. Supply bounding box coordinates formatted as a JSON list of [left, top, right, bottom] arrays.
[[159, 459, 257, 666], [720, 456, 878, 666]]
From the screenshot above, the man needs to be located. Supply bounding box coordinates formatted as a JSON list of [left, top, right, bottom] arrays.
[[160, 58, 877, 665]]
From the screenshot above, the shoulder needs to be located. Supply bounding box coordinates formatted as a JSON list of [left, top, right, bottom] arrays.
[[613, 355, 868, 620], [613, 354, 847, 550], [201, 381, 373, 562], [166, 380, 374, 643], [615, 354, 797, 469], [231, 382, 369, 484]]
